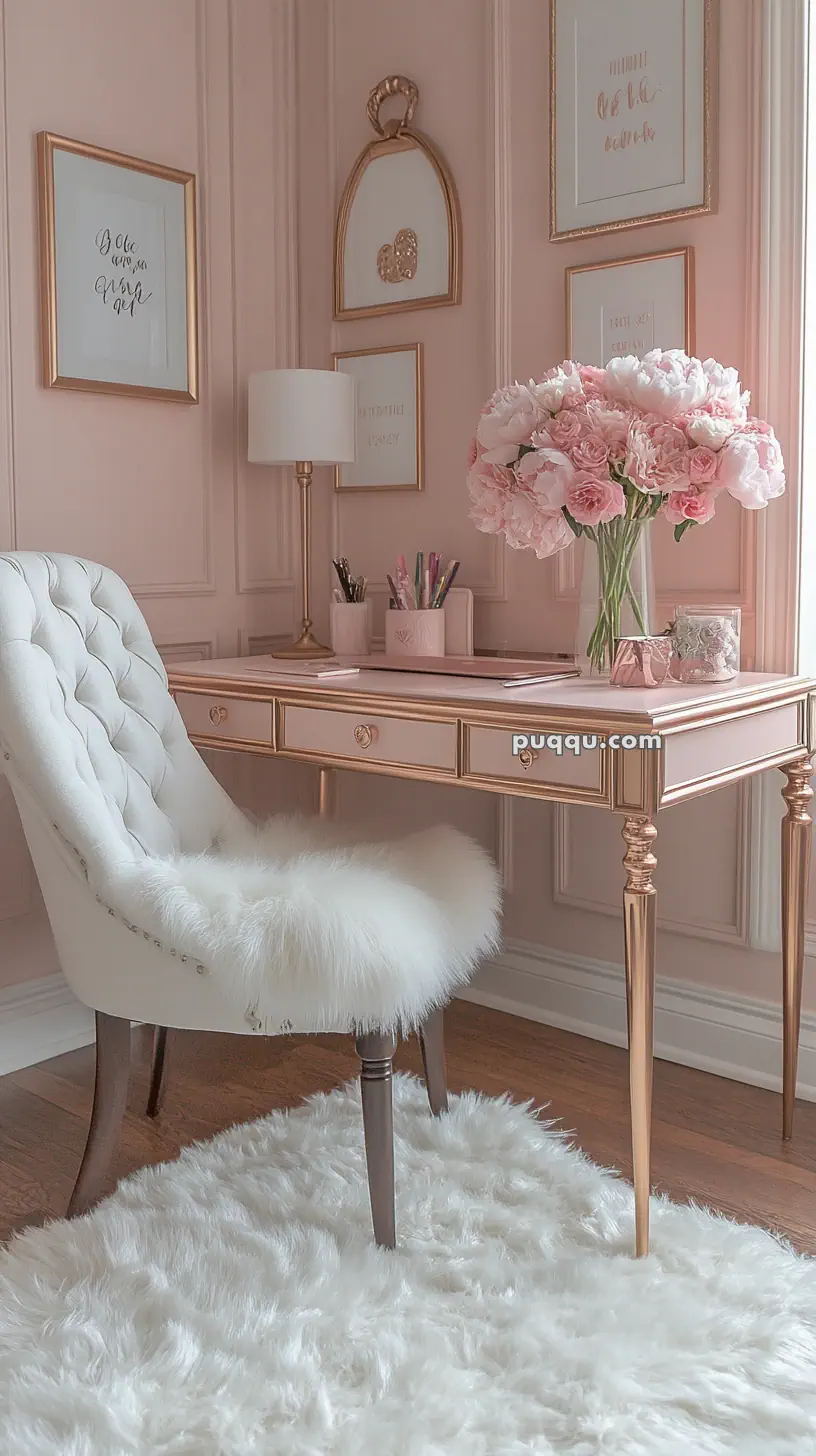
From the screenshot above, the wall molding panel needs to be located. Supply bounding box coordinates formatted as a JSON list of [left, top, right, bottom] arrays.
[[233, 0, 299, 599], [0, 0, 14, 555], [0, 972, 95, 1076], [553, 792, 751, 948], [131, 0, 216, 600], [463, 937, 816, 1103]]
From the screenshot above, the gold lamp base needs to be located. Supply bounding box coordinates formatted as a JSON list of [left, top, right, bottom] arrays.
[[272, 625, 334, 660], [269, 458, 334, 661]]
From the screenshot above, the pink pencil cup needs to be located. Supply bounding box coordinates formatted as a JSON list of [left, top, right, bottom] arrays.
[[330, 600, 372, 656], [384, 608, 445, 658]]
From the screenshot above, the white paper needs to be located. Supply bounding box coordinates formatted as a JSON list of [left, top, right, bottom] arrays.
[[53, 149, 190, 392], [553, 0, 708, 235], [336, 350, 419, 489], [569, 253, 688, 366]]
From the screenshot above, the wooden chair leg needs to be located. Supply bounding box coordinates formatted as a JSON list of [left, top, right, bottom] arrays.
[[146, 1025, 170, 1118], [67, 1011, 131, 1219], [355, 1028, 397, 1249], [418, 1006, 448, 1116]]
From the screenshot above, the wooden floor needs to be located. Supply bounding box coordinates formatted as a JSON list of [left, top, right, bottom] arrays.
[[2, 999, 816, 1251]]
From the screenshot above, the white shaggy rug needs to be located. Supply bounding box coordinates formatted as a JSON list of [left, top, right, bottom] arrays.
[[1, 1077, 815, 1456]]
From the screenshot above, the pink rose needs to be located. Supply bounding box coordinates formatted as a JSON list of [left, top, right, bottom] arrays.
[[571, 432, 609, 471], [467, 437, 479, 469], [516, 446, 575, 510], [476, 383, 544, 464], [543, 407, 587, 449], [662, 489, 717, 526], [565, 472, 626, 527], [715, 423, 786, 508], [687, 445, 719, 486], [502, 495, 576, 559]]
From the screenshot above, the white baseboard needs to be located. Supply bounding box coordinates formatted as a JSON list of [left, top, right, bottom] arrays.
[[461, 939, 816, 1102], [0, 973, 95, 1076]]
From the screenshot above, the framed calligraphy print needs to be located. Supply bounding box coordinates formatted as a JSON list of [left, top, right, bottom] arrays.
[[332, 345, 423, 492], [37, 133, 198, 401], [549, 0, 717, 241], [566, 247, 695, 365]]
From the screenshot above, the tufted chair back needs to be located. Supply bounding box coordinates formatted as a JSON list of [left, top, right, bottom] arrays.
[[0, 553, 240, 876]]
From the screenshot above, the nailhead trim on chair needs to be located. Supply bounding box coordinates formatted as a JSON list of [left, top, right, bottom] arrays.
[[3, 744, 342, 1038]]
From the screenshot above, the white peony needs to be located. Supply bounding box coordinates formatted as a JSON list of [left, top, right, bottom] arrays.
[[528, 362, 584, 415], [605, 349, 708, 420], [701, 359, 750, 426], [476, 383, 545, 464], [685, 411, 738, 451], [716, 424, 786, 508]]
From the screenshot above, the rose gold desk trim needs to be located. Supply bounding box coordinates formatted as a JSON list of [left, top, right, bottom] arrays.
[[169, 671, 816, 736], [659, 745, 808, 807]]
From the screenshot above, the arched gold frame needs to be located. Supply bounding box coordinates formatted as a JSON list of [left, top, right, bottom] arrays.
[[333, 77, 462, 321]]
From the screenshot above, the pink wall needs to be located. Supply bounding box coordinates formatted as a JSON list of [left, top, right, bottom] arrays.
[[0, 0, 316, 989], [298, 0, 816, 1009]]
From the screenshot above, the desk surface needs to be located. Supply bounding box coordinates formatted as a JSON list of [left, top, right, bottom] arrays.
[[169, 655, 814, 731]]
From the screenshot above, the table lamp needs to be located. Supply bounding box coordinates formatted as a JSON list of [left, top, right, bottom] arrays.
[[248, 368, 356, 659]]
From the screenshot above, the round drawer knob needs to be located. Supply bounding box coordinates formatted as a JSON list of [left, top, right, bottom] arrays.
[[518, 747, 538, 770], [208, 704, 228, 726], [354, 723, 378, 749]]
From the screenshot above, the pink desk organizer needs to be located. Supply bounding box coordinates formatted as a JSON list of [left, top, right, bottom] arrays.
[[384, 608, 445, 658], [330, 601, 371, 656]]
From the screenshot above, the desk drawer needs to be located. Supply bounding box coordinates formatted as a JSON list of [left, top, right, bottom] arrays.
[[175, 692, 273, 745], [280, 704, 457, 773], [463, 725, 605, 797]]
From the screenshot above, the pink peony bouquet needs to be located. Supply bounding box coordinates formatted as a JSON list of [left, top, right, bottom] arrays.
[[467, 349, 785, 673]]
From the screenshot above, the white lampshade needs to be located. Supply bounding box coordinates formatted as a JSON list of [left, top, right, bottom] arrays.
[[247, 368, 356, 465]]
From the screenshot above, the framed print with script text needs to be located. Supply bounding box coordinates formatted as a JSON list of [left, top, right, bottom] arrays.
[[332, 344, 423, 492], [566, 248, 695, 366], [37, 132, 198, 401], [550, 0, 717, 241]]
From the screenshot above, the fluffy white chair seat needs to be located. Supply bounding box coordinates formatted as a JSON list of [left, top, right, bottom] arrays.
[[105, 815, 500, 1033]]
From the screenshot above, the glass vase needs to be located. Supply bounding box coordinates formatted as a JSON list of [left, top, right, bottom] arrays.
[[575, 519, 656, 677]]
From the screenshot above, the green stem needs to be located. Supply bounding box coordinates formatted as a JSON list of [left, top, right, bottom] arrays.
[[583, 515, 649, 675]]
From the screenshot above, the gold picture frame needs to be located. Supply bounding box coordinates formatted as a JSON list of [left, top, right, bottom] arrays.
[[332, 343, 423, 492], [549, 0, 718, 242], [334, 77, 462, 321], [37, 132, 198, 401], [566, 247, 695, 363]]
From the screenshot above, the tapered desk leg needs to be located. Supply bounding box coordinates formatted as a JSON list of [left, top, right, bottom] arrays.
[[318, 766, 335, 819], [781, 756, 813, 1142], [622, 815, 657, 1258]]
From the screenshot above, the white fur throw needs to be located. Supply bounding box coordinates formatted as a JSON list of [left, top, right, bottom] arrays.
[[103, 817, 501, 1033]]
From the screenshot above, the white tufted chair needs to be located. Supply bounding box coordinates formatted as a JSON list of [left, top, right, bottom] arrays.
[[0, 553, 500, 1246]]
